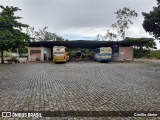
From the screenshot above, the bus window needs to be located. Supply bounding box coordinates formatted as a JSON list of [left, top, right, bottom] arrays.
[[94, 48, 100, 53]]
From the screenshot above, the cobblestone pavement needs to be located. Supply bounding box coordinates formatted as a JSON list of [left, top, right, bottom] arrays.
[[0, 61, 160, 120]]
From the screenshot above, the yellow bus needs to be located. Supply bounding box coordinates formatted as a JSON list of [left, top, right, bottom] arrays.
[[53, 46, 69, 63]]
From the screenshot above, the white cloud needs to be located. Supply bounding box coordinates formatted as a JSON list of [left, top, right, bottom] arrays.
[[1, 0, 160, 49], [57, 27, 108, 37]]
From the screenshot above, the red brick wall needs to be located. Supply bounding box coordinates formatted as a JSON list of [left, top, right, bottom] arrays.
[[119, 47, 133, 60]]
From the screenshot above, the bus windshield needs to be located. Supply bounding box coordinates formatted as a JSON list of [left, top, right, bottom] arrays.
[[54, 51, 64, 54]]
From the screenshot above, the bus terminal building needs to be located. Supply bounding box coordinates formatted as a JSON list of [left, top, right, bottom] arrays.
[[28, 40, 146, 62]]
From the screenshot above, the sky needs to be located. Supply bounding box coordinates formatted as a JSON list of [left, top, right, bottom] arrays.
[[0, 0, 160, 49]]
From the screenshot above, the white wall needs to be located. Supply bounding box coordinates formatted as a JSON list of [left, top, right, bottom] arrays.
[[40, 47, 44, 61], [43, 47, 51, 61]]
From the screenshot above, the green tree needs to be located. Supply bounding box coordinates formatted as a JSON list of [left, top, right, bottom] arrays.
[[112, 7, 138, 39], [69, 50, 76, 58], [27, 26, 65, 41], [56, 36, 65, 41], [27, 26, 57, 41], [16, 46, 28, 56], [125, 37, 157, 58], [105, 30, 117, 41], [96, 30, 117, 41], [0, 5, 30, 63], [125, 37, 157, 49], [96, 34, 104, 41], [142, 0, 160, 40]]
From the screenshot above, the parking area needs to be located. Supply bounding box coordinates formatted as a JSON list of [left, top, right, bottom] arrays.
[[0, 61, 160, 120]]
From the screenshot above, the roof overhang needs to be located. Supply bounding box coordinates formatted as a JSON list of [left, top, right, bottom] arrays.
[[29, 40, 147, 49]]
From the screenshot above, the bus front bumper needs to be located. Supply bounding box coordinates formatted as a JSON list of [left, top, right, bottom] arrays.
[[96, 58, 112, 62]]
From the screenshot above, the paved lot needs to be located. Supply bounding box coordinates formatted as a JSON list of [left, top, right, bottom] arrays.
[[0, 61, 160, 120]]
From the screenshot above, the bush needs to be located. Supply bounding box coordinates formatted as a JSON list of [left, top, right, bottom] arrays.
[[4, 51, 12, 58], [7, 57, 20, 63], [133, 48, 160, 59], [69, 51, 76, 58], [148, 50, 160, 59]]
